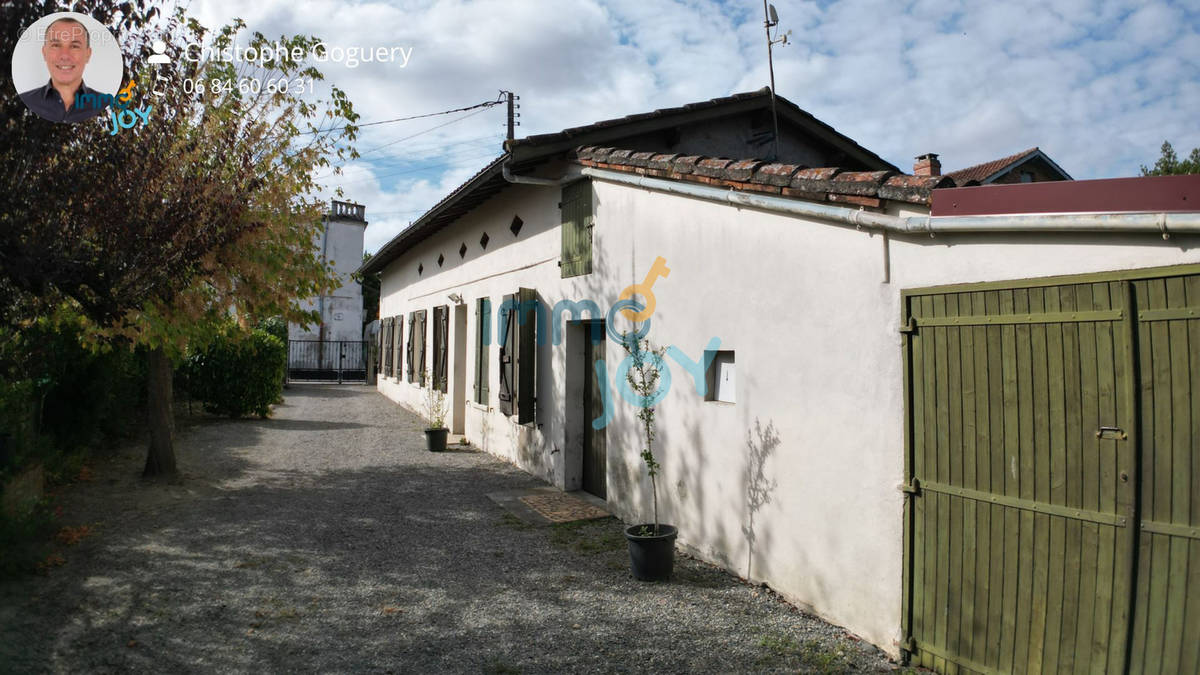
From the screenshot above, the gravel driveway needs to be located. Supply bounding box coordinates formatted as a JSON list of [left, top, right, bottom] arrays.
[[0, 385, 905, 673]]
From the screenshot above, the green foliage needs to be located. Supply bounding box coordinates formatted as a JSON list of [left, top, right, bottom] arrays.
[[256, 316, 289, 343], [0, 378, 37, 478], [182, 326, 286, 418], [1141, 141, 1200, 176], [0, 312, 144, 480], [423, 372, 448, 429], [0, 498, 56, 579], [2, 1, 359, 476]]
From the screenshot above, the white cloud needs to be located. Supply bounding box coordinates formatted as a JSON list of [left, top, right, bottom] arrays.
[[189, 0, 1200, 251]]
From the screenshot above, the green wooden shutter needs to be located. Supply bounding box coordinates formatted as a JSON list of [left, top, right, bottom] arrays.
[[475, 297, 491, 405], [560, 180, 593, 278], [432, 306, 448, 392], [393, 316, 402, 379], [416, 310, 427, 386], [378, 318, 388, 374], [406, 313, 415, 382], [498, 294, 516, 416], [517, 287, 537, 425]]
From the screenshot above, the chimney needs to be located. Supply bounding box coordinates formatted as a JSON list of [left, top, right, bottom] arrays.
[[913, 153, 941, 177]]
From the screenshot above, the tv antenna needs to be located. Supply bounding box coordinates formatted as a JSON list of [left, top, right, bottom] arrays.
[[763, 2, 790, 161]]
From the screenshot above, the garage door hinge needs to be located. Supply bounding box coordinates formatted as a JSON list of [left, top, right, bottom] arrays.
[[899, 319, 917, 334], [901, 478, 921, 495]]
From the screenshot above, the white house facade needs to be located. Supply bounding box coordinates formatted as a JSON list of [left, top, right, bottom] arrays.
[[359, 91, 1200, 669]]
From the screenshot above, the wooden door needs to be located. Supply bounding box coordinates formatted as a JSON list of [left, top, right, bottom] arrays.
[[582, 323, 606, 499]]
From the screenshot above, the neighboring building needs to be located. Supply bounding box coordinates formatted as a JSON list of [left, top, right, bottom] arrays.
[[358, 90, 1200, 668], [941, 146, 1073, 185], [289, 199, 368, 343]]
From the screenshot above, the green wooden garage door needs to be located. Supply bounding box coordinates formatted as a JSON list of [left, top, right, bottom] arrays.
[[901, 264, 1200, 675]]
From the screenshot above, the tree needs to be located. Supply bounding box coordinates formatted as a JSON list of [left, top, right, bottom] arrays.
[[1141, 141, 1200, 176], [1, 2, 359, 479]]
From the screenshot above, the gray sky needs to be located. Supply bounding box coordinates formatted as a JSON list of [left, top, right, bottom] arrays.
[[187, 0, 1200, 253]]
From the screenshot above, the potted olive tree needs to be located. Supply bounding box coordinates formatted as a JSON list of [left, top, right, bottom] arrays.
[[621, 333, 677, 581], [423, 373, 449, 452]]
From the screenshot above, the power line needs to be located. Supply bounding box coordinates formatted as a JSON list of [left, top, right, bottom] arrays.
[[326, 151, 504, 187], [316, 106, 497, 178], [304, 96, 505, 135]]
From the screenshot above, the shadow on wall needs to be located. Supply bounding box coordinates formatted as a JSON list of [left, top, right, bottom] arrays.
[[743, 418, 780, 582]]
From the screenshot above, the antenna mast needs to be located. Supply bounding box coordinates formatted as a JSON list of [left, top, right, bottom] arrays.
[[762, 2, 789, 161]]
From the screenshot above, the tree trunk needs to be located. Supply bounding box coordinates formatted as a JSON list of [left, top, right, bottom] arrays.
[[143, 346, 178, 479]]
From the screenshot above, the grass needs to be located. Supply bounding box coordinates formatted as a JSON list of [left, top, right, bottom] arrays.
[[497, 512, 533, 531], [548, 518, 624, 555], [757, 633, 855, 674]]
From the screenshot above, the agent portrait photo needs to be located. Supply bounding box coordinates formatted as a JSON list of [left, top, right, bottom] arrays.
[[12, 13, 123, 124]]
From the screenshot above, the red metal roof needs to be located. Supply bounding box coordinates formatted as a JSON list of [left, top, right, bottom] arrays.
[[930, 174, 1200, 217]]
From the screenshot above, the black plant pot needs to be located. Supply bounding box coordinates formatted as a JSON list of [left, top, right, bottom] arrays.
[[624, 524, 678, 581], [425, 428, 448, 452]]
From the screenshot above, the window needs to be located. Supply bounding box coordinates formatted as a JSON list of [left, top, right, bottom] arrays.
[[432, 305, 448, 392], [705, 350, 736, 403], [498, 288, 539, 423], [560, 180, 593, 278], [475, 297, 491, 405]]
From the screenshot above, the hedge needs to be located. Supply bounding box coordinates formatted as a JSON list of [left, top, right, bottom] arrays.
[[181, 327, 286, 418]]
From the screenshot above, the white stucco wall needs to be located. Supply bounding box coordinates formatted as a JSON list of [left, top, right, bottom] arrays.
[[290, 215, 367, 342], [375, 176, 1200, 656]]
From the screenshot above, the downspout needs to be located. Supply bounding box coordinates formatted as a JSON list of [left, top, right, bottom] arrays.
[[579, 166, 1200, 235]]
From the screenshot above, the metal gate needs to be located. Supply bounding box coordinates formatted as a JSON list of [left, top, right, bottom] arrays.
[[287, 340, 367, 383], [901, 264, 1200, 674]]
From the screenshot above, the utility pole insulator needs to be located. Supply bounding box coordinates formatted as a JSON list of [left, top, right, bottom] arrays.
[[505, 91, 516, 142]]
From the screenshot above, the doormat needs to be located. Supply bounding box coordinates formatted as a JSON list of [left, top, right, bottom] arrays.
[[518, 493, 610, 523], [487, 487, 611, 526]]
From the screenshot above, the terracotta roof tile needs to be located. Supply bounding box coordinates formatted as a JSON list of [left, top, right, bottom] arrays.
[[571, 146, 955, 206], [751, 163, 804, 186], [830, 170, 896, 196], [724, 159, 763, 182], [695, 158, 734, 178], [648, 153, 679, 171], [629, 151, 657, 168], [671, 155, 705, 174], [790, 167, 843, 193], [879, 174, 956, 202]]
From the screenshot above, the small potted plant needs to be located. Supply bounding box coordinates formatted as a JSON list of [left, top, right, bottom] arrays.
[[423, 373, 449, 452], [621, 333, 677, 581]]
